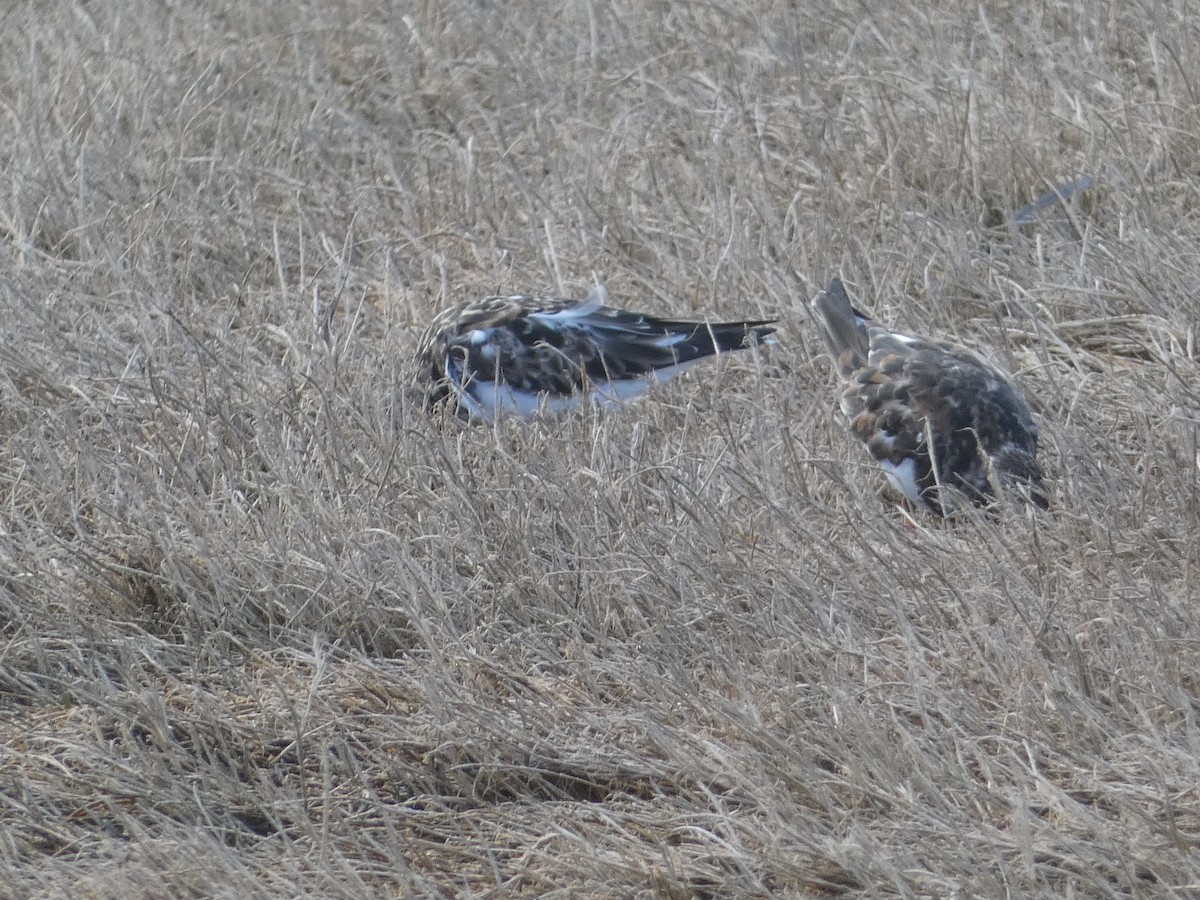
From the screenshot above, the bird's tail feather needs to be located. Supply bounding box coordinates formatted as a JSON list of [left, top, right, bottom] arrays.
[[812, 277, 870, 377], [631, 318, 776, 363], [701, 320, 777, 353]]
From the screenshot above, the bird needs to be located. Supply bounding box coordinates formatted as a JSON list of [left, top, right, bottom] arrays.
[[811, 276, 1047, 516], [1010, 176, 1094, 227], [417, 284, 776, 423]]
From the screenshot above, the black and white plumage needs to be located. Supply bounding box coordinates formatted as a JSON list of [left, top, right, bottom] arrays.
[[812, 277, 1047, 516], [417, 286, 776, 423]]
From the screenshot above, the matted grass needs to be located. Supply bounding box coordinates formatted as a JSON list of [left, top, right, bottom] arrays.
[[2, 1, 1199, 896]]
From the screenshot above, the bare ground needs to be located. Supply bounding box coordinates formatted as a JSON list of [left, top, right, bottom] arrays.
[[1, 1, 1199, 896]]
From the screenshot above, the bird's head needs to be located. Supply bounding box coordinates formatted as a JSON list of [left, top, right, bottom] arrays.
[[993, 444, 1050, 511]]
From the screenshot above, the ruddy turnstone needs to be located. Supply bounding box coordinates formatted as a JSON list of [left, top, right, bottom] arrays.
[[1011, 176, 1094, 226], [812, 277, 1047, 515], [418, 285, 776, 422]]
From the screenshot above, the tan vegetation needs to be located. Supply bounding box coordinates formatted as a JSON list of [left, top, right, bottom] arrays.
[[2, 1, 1199, 896]]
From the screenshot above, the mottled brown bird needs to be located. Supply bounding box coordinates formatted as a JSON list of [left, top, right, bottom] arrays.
[[418, 285, 775, 423], [812, 277, 1047, 515]]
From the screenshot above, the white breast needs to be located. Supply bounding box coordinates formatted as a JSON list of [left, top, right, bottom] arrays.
[[879, 457, 924, 505]]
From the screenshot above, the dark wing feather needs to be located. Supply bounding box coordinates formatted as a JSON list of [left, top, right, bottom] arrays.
[[524, 305, 775, 385]]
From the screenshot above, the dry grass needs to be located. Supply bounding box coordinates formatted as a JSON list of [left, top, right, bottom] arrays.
[[1, 1, 1199, 896]]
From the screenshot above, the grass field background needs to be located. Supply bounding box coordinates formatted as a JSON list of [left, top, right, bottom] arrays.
[[2, 1, 1200, 896]]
